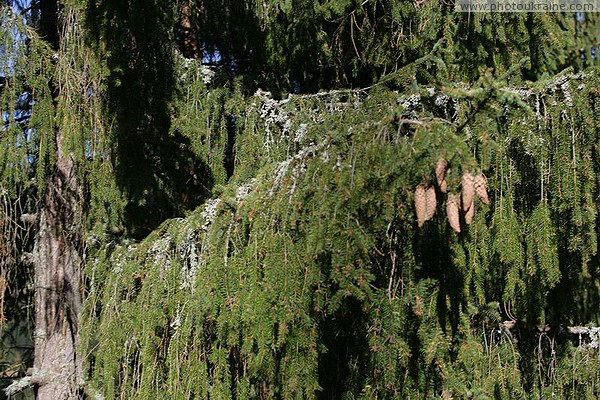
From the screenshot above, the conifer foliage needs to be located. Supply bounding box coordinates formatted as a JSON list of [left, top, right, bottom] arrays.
[[1, 0, 600, 398]]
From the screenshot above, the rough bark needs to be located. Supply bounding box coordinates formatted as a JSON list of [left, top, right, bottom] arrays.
[[33, 133, 82, 399]]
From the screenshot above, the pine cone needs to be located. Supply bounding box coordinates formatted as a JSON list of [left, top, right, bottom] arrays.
[[435, 159, 448, 193], [461, 172, 475, 212], [446, 193, 461, 233], [439, 179, 447, 194], [474, 173, 490, 205], [415, 184, 428, 227], [424, 185, 437, 222], [465, 198, 475, 224]]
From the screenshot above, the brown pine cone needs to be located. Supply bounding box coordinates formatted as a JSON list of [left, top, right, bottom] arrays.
[[424, 185, 437, 222], [474, 173, 490, 205], [465, 198, 475, 224], [446, 193, 461, 233], [435, 159, 448, 193], [461, 172, 475, 212], [415, 184, 428, 227]]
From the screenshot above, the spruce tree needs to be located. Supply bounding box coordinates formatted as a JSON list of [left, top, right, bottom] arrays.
[[1, 0, 599, 398]]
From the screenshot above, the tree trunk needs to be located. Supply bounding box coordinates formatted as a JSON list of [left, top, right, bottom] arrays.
[[33, 133, 82, 399]]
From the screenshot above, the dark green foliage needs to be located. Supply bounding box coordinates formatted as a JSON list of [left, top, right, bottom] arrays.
[[178, 0, 599, 93], [3, 0, 600, 398], [80, 69, 600, 398]]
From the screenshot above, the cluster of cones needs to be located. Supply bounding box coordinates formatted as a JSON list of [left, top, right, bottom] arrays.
[[414, 160, 489, 233]]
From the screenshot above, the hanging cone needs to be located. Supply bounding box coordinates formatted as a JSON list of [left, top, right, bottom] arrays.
[[465, 198, 475, 224], [439, 179, 447, 194], [474, 173, 490, 205], [461, 172, 475, 212], [415, 184, 428, 227], [424, 185, 437, 222], [446, 193, 461, 233], [435, 159, 448, 193]]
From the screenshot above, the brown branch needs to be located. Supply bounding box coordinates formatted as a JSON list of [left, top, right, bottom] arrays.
[[502, 321, 600, 338]]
